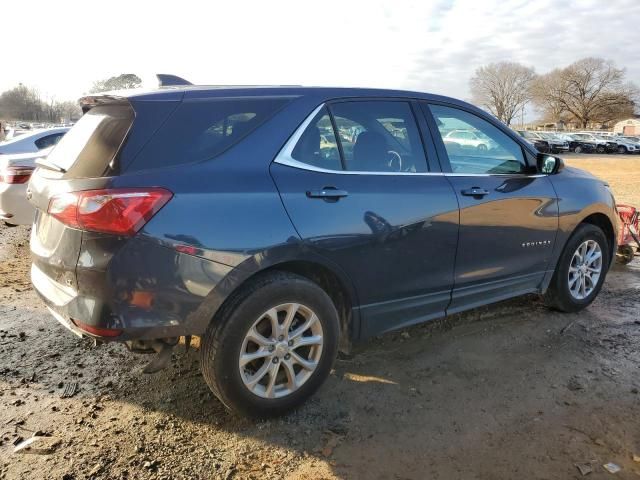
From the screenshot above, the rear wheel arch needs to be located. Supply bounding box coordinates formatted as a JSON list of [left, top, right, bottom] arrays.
[[209, 260, 359, 354]]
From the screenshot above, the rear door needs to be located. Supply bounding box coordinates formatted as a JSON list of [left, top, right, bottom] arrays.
[[271, 99, 459, 338], [422, 102, 558, 313]]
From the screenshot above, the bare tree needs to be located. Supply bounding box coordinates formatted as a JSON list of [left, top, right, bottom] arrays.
[[0, 84, 45, 121], [469, 62, 537, 125], [90, 74, 142, 93], [534, 58, 637, 128], [531, 69, 568, 124]]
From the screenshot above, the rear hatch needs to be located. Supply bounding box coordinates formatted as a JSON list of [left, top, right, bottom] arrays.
[[29, 102, 137, 300], [27, 97, 166, 307]]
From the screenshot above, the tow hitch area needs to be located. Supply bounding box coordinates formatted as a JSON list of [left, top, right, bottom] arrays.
[[126, 337, 191, 373]]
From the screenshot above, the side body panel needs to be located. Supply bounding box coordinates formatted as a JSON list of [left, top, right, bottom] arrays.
[[444, 175, 559, 312], [271, 163, 459, 337], [420, 101, 560, 312]]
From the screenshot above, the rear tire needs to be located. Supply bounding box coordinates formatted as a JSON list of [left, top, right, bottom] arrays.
[[596, 145, 605, 154], [544, 224, 609, 312], [574, 145, 583, 154], [200, 271, 340, 417]]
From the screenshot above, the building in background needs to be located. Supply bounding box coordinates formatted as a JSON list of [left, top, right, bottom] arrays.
[[613, 118, 640, 135]]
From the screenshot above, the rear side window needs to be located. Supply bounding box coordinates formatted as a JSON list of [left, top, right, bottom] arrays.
[[35, 132, 65, 150], [46, 104, 134, 178], [129, 98, 290, 171]]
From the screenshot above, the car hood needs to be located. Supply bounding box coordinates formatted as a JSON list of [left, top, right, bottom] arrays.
[[562, 165, 599, 180]]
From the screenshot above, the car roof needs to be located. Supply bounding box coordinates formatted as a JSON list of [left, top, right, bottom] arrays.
[[79, 85, 476, 108]]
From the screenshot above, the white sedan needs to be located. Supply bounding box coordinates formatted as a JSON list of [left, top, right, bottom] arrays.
[[0, 127, 69, 155], [0, 148, 52, 226]]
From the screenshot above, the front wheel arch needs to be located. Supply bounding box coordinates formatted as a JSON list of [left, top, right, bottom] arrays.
[[579, 213, 616, 265]]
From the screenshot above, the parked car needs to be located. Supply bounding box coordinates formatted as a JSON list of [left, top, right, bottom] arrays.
[[0, 127, 69, 155], [605, 136, 639, 154], [444, 129, 495, 150], [523, 131, 570, 154], [0, 148, 52, 226], [552, 133, 596, 154], [29, 84, 618, 417], [571, 133, 612, 153], [515, 131, 551, 153]]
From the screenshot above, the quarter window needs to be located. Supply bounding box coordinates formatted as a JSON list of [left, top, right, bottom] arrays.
[[291, 107, 341, 171], [130, 97, 291, 171], [429, 104, 527, 174]]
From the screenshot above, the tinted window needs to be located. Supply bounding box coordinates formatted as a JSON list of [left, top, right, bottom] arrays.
[[35, 132, 65, 150], [131, 98, 290, 171], [330, 101, 428, 173], [429, 105, 526, 174], [291, 107, 341, 170], [46, 104, 134, 178]]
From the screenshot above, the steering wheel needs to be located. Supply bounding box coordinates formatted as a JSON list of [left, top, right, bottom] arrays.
[[387, 150, 403, 172]]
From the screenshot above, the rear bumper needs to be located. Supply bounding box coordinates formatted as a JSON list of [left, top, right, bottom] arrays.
[[0, 183, 35, 225], [32, 236, 236, 341]]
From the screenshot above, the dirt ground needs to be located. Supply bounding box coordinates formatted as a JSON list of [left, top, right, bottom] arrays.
[[1, 154, 639, 480]]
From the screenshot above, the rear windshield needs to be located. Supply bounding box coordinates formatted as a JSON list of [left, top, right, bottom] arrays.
[[126, 97, 290, 172], [46, 104, 134, 178]]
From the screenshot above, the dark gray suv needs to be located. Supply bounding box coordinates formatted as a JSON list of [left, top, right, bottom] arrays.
[[29, 83, 617, 416]]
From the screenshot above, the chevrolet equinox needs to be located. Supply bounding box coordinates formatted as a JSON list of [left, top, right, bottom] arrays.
[[29, 79, 618, 416]]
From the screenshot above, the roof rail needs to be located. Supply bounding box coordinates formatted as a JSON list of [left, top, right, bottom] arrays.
[[156, 74, 193, 87]]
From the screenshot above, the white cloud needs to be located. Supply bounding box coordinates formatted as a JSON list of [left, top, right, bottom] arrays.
[[1, 0, 639, 109]]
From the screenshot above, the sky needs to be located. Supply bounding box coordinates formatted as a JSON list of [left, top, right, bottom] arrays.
[[2, 0, 640, 111]]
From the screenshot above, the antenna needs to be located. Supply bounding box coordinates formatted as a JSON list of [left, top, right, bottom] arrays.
[[156, 74, 193, 87]]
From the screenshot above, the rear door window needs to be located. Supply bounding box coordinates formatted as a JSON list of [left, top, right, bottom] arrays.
[[331, 101, 428, 173], [128, 97, 291, 171]]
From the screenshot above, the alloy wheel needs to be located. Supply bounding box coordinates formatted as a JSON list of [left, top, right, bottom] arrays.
[[568, 240, 603, 300], [239, 303, 324, 399]]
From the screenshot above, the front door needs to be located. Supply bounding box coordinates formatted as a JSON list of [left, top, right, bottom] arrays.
[[423, 103, 559, 313], [271, 100, 459, 338]]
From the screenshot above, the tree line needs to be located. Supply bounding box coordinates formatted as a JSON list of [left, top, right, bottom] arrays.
[[0, 74, 142, 124], [470, 57, 638, 127], [0, 84, 81, 123]]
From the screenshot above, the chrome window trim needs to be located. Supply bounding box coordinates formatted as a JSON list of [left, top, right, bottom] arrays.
[[273, 103, 546, 179]]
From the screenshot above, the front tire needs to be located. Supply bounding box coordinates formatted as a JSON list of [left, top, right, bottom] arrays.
[[574, 145, 583, 154], [200, 271, 340, 417], [618, 145, 627, 154], [544, 224, 609, 312]]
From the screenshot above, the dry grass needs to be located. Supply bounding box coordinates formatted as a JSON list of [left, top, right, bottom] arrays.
[[563, 154, 640, 206]]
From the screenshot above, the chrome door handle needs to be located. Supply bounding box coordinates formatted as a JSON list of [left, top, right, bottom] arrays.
[[306, 187, 349, 199], [461, 187, 489, 197]]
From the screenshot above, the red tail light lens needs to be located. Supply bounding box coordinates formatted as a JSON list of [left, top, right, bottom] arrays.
[[48, 188, 173, 236], [71, 319, 123, 337], [0, 166, 35, 184]]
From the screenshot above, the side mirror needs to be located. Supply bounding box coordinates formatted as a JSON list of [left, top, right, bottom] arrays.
[[537, 154, 564, 174]]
